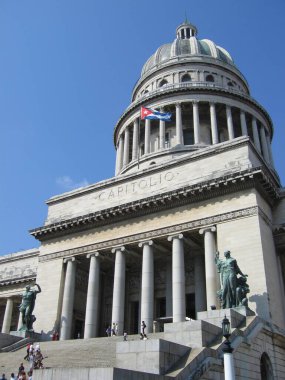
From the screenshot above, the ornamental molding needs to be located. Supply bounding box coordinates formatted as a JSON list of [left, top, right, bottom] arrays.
[[0, 275, 37, 287], [38, 205, 259, 263], [31, 166, 279, 242]]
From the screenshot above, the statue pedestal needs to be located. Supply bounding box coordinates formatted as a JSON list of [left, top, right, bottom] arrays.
[[10, 330, 43, 340], [197, 306, 255, 328]]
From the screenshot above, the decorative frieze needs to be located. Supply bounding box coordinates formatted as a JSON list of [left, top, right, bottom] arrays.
[[38, 205, 260, 263]]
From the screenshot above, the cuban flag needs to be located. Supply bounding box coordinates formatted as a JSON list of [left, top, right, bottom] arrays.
[[141, 106, 172, 121]]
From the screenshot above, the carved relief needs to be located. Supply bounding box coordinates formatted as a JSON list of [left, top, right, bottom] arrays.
[[0, 264, 37, 282]]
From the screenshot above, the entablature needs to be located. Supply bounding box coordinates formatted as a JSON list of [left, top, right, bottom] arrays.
[[30, 166, 280, 242]]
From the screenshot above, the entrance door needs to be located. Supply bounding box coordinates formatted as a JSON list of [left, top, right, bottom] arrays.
[[74, 319, 84, 339], [156, 297, 166, 318], [129, 301, 139, 334], [186, 293, 196, 319]]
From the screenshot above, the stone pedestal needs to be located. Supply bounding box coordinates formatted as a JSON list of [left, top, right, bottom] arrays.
[[197, 306, 255, 329]]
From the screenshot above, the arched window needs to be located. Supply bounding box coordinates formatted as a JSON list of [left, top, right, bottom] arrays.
[[181, 74, 191, 83], [260, 353, 274, 380], [159, 79, 168, 88], [227, 81, 234, 87], [206, 74, 215, 82]]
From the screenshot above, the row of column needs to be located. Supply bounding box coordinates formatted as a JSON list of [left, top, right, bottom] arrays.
[[115, 102, 273, 173], [60, 227, 218, 340], [1, 298, 23, 334]]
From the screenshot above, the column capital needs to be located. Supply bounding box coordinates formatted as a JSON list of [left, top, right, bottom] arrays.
[[138, 240, 153, 248], [87, 251, 100, 259], [63, 256, 77, 264], [199, 226, 216, 235], [168, 233, 183, 242], [111, 246, 125, 254], [192, 100, 199, 105], [209, 101, 216, 106]]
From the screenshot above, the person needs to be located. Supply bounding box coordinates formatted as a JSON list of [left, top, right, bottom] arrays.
[[10, 374, 15, 380], [141, 321, 146, 335], [28, 351, 34, 371], [55, 331, 59, 340], [106, 326, 111, 337], [18, 363, 24, 375], [34, 343, 40, 352], [18, 372, 27, 380], [34, 350, 44, 369], [24, 343, 30, 361], [115, 323, 118, 336], [111, 322, 116, 336], [215, 250, 247, 308], [1, 374, 7, 380], [123, 331, 127, 341], [27, 371, 32, 380], [19, 284, 41, 331]]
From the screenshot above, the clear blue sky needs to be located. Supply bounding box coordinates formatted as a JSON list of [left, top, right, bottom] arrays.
[[0, 0, 284, 255]]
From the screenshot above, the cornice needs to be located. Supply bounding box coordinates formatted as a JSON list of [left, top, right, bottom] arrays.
[[0, 275, 36, 287], [38, 205, 260, 263], [0, 249, 39, 264], [30, 166, 279, 242]]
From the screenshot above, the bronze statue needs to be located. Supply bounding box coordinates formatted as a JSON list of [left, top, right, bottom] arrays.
[[19, 283, 41, 331], [215, 251, 248, 308]]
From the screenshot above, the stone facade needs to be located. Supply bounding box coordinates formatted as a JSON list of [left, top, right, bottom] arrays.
[[1, 19, 285, 379]]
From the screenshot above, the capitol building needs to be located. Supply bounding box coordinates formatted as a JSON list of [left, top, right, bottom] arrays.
[[1, 20, 285, 379]]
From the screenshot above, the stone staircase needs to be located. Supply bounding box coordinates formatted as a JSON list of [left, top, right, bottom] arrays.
[[0, 308, 272, 380], [0, 333, 164, 376]]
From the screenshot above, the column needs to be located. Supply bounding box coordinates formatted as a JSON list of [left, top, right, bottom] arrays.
[[2, 298, 13, 334], [132, 119, 139, 161], [115, 135, 124, 175], [166, 260, 173, 317], [60, 257, 77, 340], [199, 227, 217, 310], [193, 101, 200, 144], [226, 105, 234, 140], [266, 134, 274, 165], [84, 252, 101, 339], [240, 110, 248, 136], [139, 240, 154, 334], [175, 103, 183, 145], [168, 234, 186, 322], [123, 127, 130, 167], [111, 247, 126, 335], [260, 125, 270, 163], [144, 119, 151, 154], [194, 255, 207, 315], [252, 117, 261, 153], [159, 108, 165, 149], [209, 103, 218, 144], [17, 309, 23, 331]]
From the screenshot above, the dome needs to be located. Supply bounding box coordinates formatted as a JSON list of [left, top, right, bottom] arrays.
[[141, 21, 234, 77]]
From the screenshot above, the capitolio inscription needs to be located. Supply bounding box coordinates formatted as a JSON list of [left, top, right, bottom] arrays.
[[94, 171, 178, 202]]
